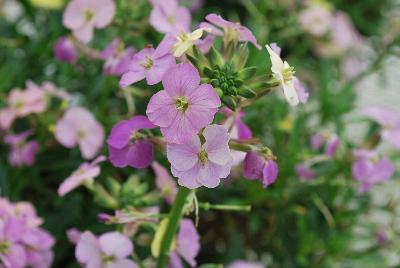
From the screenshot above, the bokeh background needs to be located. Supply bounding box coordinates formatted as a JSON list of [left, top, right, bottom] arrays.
[[1, 0, 400, 267]]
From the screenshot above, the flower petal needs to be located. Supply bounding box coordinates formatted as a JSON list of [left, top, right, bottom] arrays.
[[162, 63, 200, 98]]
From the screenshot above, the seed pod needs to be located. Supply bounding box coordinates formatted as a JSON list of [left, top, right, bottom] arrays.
[[222, 96, 237, 110]]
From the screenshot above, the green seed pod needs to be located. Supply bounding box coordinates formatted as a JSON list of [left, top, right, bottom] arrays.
[[238, 86, 257, 98], [222, 96, 237, 110]]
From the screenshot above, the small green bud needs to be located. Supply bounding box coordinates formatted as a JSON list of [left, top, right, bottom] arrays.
[[209, 46, 225, 67], [215, 87, 223, 97], [222, 96, 237, 110], [221, 82, 228, 91], [210, 79, 219, 87], [238, 86, 257, 98], [226, 86, 237, 96], [204, 67, 213, 77], [234, 79, 244, 87]]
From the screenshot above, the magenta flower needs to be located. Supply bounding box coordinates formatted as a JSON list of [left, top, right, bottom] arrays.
[[4, 130, 39, 167], [63, 0, 116, 44], [169, 219, 200, 268], [325, 134, 340, 157], [101, 38, 136, 76], [0, 217, 27, 268], [147, 63, 220, 144], [54, 36, 78, 63], [152, 162, 178, 204], [167, 124, 233, 189], [55, 107, 104, 159], [58, 156, 106, 196], [200, 13, 261, 49], [243, 152, 278, 188], [107, 115, 156, 169], [75, 231, 136, 268], [295, 164, 316, 181], [149, 0, 191, 34], [23, 227, 55, 268], [120, 39, 176, 87], [362, 107, 400, 149], [66, 228, 82, 244], [352, 149, 394, 192]]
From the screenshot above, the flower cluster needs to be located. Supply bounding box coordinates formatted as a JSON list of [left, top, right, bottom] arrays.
[[0, 198, 55, 268]]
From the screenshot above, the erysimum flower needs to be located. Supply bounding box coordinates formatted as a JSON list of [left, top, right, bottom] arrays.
[[169, 219, 200, 268], [120, 38, 176, 87], [201, 13, 261, 49], [295, 164, 316, 181], [55, 107, 104, 160], [309, 132, 340, 157], [0, 217, 27, 268], [147, 63, 221, 144], [58, 156, 106, 196], [4, 130, 39, 167], [167, 124, 233, 189], [101, 38, 135, 76], [266, 44, 299, 106], [149, 0, 191, 34], [352, 149, 394, 192], [107, 115, 156, 169], [228, 261, 265, 268], [243, 152, 278, 188], [325, 134, 340, 157], [75, 231, 136, 268], [63, 0, 116, 44], [152, 162, 178, 204], [172, 28, 211, 57], [362, 106, 400, 149], [54, 36, 78, 63]]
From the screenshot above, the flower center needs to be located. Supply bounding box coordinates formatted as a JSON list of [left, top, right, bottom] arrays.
[[0, 241, 10, 254], [77, 129, 86, 139], [13, 100, 24, 111], [282, 67, 295, 83], [175, 97, 189, 112], [101, 254, 115, 264], [140, 56, 154, 70], [129, 131, 143, 143], [197, 150, 208, 166], [84, 10, 94, 22], [166, 15, 176, 25]]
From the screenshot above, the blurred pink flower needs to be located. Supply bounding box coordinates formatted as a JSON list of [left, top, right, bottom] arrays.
[[243, 152, 278, 188], [58, 155, 106, 196], [362, 107, 400, 149], [101, 38, 136, 76], [152, 162, 178, 204], [0, 217, 27, 268], [228, 260, 265, 268], [352, 149, 394, 192], [55, 107, 104, 159], [310, 133, 325, 151], [310, 132, 340, 157], [325, 134, 340, 157], [4, 130, 39, 167], [200, 13, 261, 49], [167, 124, 233, 189], [66, 228, 82, 244], [149, 0, 191, 34], [295, 164, 316, 181], [299, 5, 332, 36], [75, 231, 136, 268], [63, 0, 116, 44], [107, 115, 156, 169], [54, 36, 78, 63], [120, 38, 176, 87], [293, 78, 309, 104], [169, 219, 200, 268], [147, 63, 220, 144]]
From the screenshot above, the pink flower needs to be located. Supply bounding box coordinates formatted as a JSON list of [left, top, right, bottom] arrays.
[[75, 231, 136, 268], [167, 124, 233, 189], [352, 149, 394, 192], [325, 134, 340, 157], [298, 5, 332, 36], [23, 228, 55, 268], [63, 0, 116, 44], [147, 63, 221, 144], [58, 156, 106, 196], [0, 217, 27, 268], [101, 38, 136, 76], [243, 152, 278, 188], [295, 164, 316, 181], [200, 13, 261, 49], [55, 107, 104, 159], [169, 219, 200, 268], [149, 0, 191, 34], [310, 132, 340, 157], [107, 115, 156, 169], [4, 130, 39, 167], [66, 228, 82, 244], [310, 133, 325, 151], [228, 261, 265, 268], [293, 78, 309, 104], [120, 39, 176, 87], [152, 162, 178, 204], [362, 107, 400, 149], [54, 36, 78, 63]]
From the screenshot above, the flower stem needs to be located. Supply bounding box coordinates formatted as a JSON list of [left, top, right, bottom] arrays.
[[156, 186, 191, 268]]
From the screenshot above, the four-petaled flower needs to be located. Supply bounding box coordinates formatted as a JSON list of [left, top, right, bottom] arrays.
[[243, 151, 278, 188], [147, 63, 221, 144], [167, 124, 233, 189], [149, 0, 191, 35]]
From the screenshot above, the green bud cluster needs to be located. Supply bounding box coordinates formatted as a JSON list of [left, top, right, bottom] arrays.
[[205, 62, 242, 97]]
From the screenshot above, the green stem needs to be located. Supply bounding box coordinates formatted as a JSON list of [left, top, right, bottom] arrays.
[[156, 187, 191, 268], [199, 202, 251, 212]]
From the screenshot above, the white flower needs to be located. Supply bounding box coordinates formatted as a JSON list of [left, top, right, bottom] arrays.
[[173, 28, 211, 57], [266, 44, 299, 106]]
